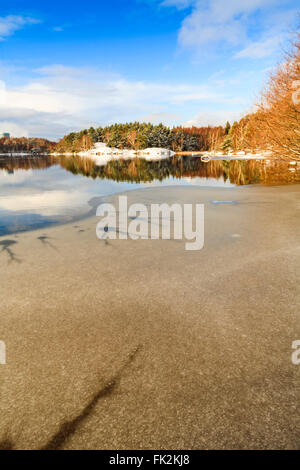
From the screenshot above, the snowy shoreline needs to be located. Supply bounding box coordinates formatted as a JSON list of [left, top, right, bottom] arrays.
[[0, 146, 272, 163], [50, 142, 272, 165], [0, 152, 49, 157]]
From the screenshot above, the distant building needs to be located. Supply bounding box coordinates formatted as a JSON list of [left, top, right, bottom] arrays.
[[1, 132, 10, 138]]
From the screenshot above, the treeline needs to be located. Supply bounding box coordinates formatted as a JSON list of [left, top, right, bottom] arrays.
[[56, 122, 227, 153], [0, 137, 56, 153]]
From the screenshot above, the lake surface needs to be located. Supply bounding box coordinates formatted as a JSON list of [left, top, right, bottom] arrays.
[[0, 154, 299, 236]]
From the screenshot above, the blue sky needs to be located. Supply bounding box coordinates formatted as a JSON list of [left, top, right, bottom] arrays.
[[0, 0, 299, 140]]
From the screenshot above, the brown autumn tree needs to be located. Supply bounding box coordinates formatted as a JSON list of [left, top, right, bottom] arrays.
[[256, 30, 300, 160], [226, 114, 269, 153], [126, 129, 137, 149]]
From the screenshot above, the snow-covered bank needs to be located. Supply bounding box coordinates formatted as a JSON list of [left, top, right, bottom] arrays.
[[51, 143, 272, 165], [52, 143, 176, 166], [0, 152, 49, 157], [201, 150, 272, 160]]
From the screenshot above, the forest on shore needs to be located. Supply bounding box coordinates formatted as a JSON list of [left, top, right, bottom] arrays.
[[55, 123, 227, 154], [0, 137, 56, 154]]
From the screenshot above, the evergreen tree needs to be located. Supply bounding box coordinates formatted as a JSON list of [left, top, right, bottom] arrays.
[[225, 121, 231, 135]]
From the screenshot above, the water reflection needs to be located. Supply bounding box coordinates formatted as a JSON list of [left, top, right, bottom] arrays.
[[1, 154, 299, 185], [0, 155, 54, 172], [55, 155, 298, 185], [0, 155, 299, 236]]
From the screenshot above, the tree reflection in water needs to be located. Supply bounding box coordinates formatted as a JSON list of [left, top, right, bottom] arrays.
[[0, 155, 299, 186], [58, 155, 300, 186]]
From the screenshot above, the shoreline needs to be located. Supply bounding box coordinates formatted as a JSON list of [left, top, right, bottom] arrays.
[[0, 150, 270, 159], [0, 183, 299, 449], [1, 150, 298, 165], [51, 150, 270, 160], [0, 182, 299, 238]]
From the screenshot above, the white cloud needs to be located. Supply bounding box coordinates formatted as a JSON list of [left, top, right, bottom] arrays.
[[36, 64, 94, 76], [0, 15, 40, 40], [234, 36, 281, 59], [234, 7, 298, 59], [138, 112, 182, 124], [180, 12, 245, 48], [163, 0, 295, 58], [2, 79, 222, 114], [184, 110, 244, 127], [0, 121, 29, 138], [0, 65, 238, 139]]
